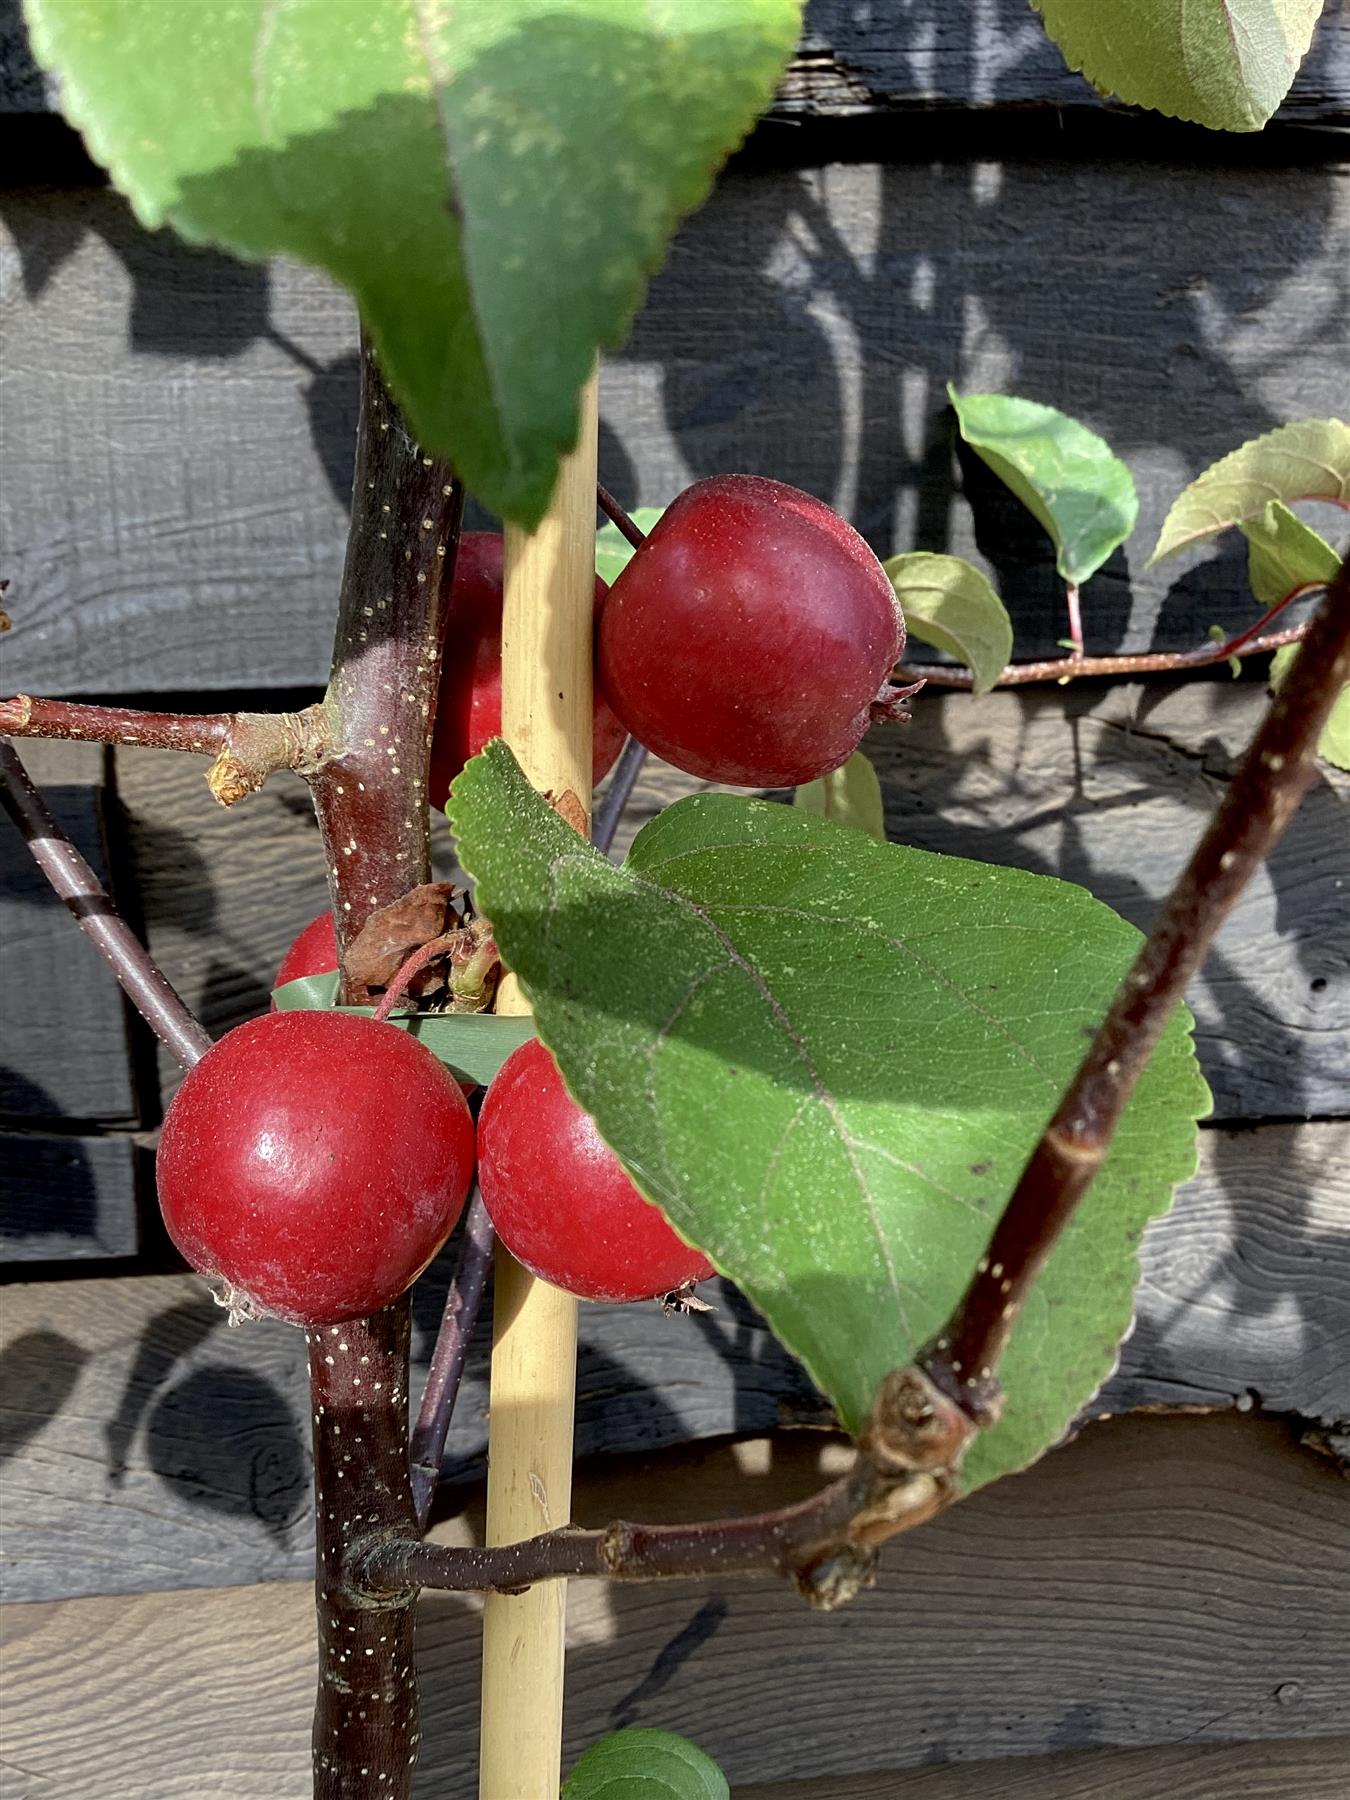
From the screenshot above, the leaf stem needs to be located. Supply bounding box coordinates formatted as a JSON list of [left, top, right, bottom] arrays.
[[0, 740, 212, 1070], [592, 485, 651, 853], [409, 1189, 495, 1530], [919, 555, 1350, 1422], [0, 694, 332, 806], [596, 482, 648, 550], [1064, 581, 1084, 659], [897, 622, 1309, 690]]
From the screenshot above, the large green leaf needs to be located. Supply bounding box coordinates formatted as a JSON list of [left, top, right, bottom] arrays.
[[885, 551, 1013, 695], [1151, 419, 1350, 564], [793, 752, 885, 841], [595, 508, 666, 587], [564, 1729, 728, 1800], [1270, 643, 1350, 771], [1241, 501, 1344, 607], [451, 743, 1208, 1490], [1031, 0, 1324, 131], [949, 388, 1138, 587], [25, 1, 802, 529]]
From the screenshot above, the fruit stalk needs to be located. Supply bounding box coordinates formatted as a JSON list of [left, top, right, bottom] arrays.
[[478, 367, 599, 1800], [304, 338, 463, 1799], [0, 740, 212, 1069], [409, 1188, 495, 1528]]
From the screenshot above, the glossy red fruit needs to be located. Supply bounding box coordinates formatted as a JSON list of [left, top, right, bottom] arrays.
[[429, 532, 627, 809], [271, 913, 338, 1005], [157, 1011, 475, 1325], [477, 1038, 714, 1304], [598, 474, 906, 788]]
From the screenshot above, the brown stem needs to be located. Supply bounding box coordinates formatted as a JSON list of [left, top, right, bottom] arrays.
[[0, 740, 212, 1070], [592, 488, 651, 853], [359, 1366, 974, 1611], [921, 556, 1350, 1422], [409, 1189, 495, 1529], [897, 622, 1308, 690], [0, 695, 331, 807], [597, 482, 647, 550], [305, 338, 463, 1800]]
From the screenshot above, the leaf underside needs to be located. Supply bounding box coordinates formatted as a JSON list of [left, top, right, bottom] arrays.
[[451, 743, 1209, 1492], [793, 752, 886, 841], [25, 0, 803, 527], [885, 551, 1014, 695], [949, 387, 1138, 587], [1152, 418, 1350, 564], [1241, 500, 1344, 608], [1031, 0, 1324, 131]]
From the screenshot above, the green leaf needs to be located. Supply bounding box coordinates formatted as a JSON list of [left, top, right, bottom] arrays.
[[1151, 419, 1350, 564], [563, 1728, 729, 1800], [451, 743, 1208, 1491], [793, 753, 886, 841], [25, 1, 803, 530], [595, 508, 667, 587], [1240, 501, 1344, 607], [949, 388, 1138, 586], [272, 972, 535, 1086], [1031, 0, 1324, 131], [1269, 643, 1350, 771], [884, 552, 1013, 695]]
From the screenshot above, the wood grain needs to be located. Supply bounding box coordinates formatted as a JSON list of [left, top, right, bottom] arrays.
[[2, 1120, 1344, 1600], [0, 740, 137, 1125], [0, 1131, 139, 1261], [3, 155, 1347, 691], [735, 1736, 1350, 1799], [2, 1416, 1347, 1796]]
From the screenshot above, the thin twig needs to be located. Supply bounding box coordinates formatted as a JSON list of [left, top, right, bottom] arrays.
[[920, 556, 1350, 1421], [0, 694, 332, 806], [0, 740, 212, 1070], [1210, 584, 1316, 661], [897, 622, 1309, 691], [592, 486, 652, 852], [409, 1191, 495, 1529], [593, 733, 650, 855]]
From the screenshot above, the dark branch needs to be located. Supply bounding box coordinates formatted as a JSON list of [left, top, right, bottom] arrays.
[[0, 740, 212, 1070], [409, 1190, 495, 1529], [897, 622, 1308, 691], [306, 339, 463, 1800], [920, 557, 1350, 1420], [0, 694, 331, 807]]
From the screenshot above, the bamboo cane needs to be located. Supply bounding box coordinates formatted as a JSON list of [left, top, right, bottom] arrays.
[[478, 368, 599, 1798]]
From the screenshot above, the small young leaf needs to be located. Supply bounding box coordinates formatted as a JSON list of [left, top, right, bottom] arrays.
[[595, 508, 667, 587], [794, 752, 885, 841], [25, 1, 804, 529], [1269, 643, 1350, 771], [1031, 0, 1323, 132], [949, 388, 1138, 587], [1151, 420, 1350, 565], [271, 972, 535, 1086], [451, 743, 1209, 1492], [563, 1728, 729, 1800], [884, 552, 1013, 695], [1240, 501, 1344, 607]]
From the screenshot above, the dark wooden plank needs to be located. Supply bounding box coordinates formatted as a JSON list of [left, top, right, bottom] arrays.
[[621, 676, 1350, 1123], [3, 154, 1347, 692], [736, 1737, 1350, 1799], [782, 1, 1350, 127], [2, 1416, 1347, 1794], [2, 1119, 1343, 1600], [0, 740, 138, 1125], [0, 1130, 139, 1261], [4, 0, 1345, 123]]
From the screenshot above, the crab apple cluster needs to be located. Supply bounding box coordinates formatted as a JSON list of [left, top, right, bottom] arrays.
[[599, 473, 906, 789], [477, 1038, 714, 1303], [156, 1011, 475, 1325], [428, 531, 627, 810]]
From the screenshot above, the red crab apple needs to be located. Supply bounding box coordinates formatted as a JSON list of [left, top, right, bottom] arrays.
[[428, 532, 627, 809], [156, 1011, 475, 1325], [270, 912, 338, 1004], [477, 1038, 714, 1303], [597, 473, 907, 787]]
